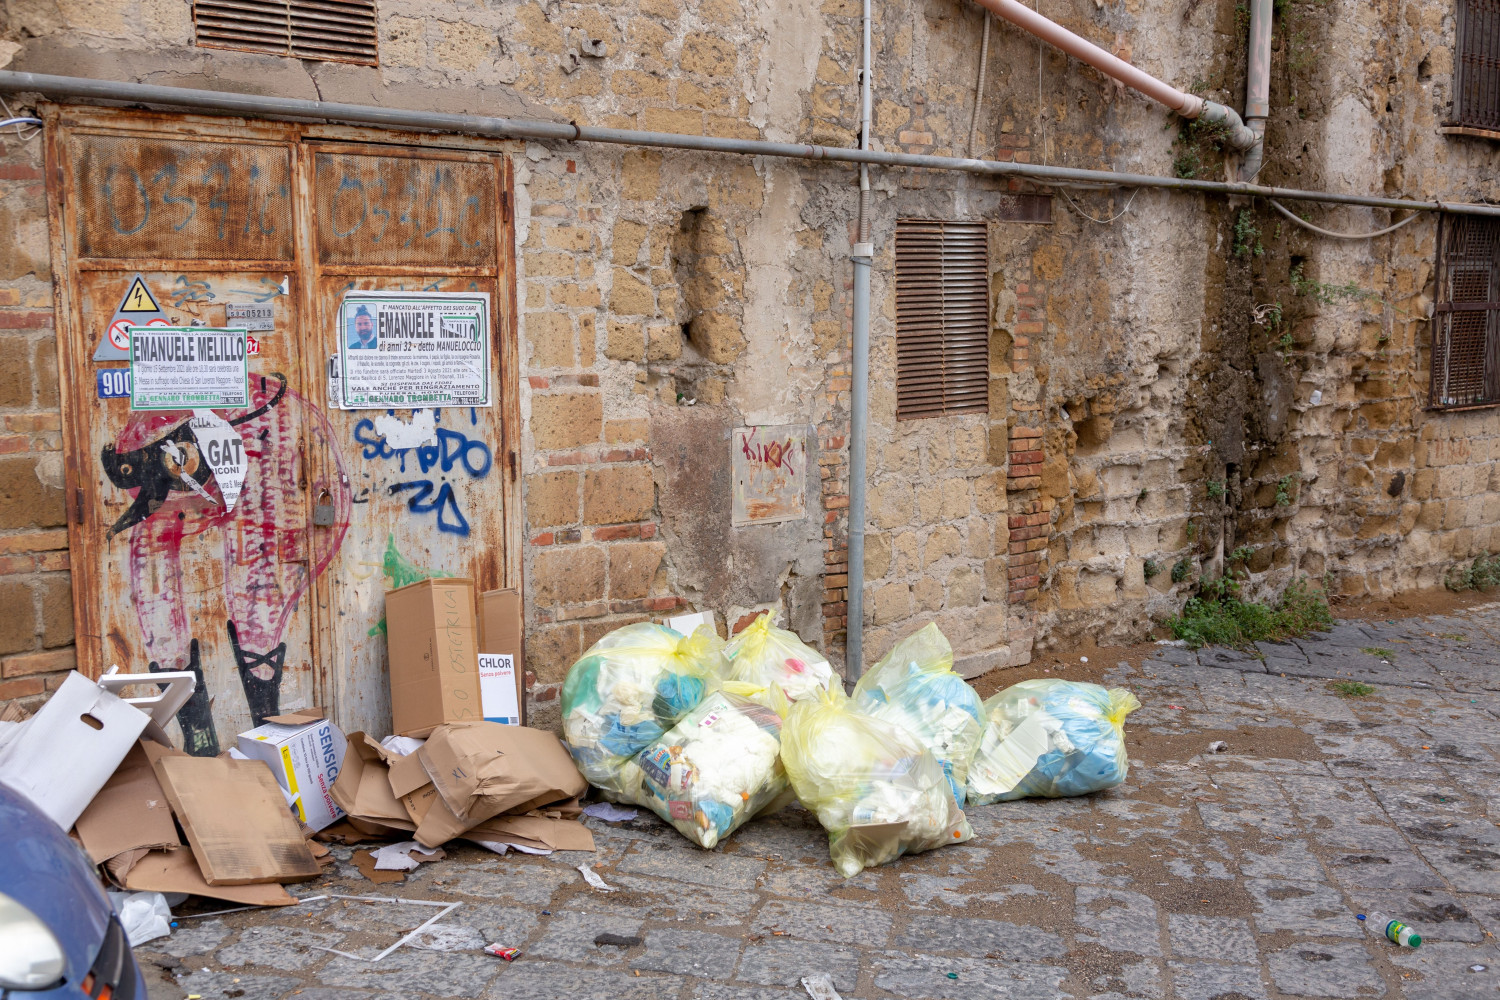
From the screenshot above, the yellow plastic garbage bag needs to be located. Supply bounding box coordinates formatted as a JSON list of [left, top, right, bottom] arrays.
[[853, 624, 984, 808], [966, 679, 1140, 804], [624, 685, 794, 849], [723, 612, 834, 703], [561, 622, 726, 800], [782, 684, 973, 878]]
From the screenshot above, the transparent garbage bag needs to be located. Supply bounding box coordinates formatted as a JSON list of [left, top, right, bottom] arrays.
[[723, 612, 834, 703], [561, 623, 726, 800], [782, 685, 973, 878], [624, 685, 794, 849], [966, 679, 1140, 804], [853, 624, 984, 808]]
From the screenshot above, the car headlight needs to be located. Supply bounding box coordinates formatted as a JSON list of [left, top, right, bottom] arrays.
[[0, 892, 66, 990]]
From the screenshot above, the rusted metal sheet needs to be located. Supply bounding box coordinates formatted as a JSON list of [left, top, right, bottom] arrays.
[[68, 133, 294, 262], [47, 110, 520, 751]]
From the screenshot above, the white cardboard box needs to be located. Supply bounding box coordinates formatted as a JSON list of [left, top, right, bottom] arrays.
[[478, 653, 520, 725], [235, 718, 348, 831], [0, 671, 150, 831]]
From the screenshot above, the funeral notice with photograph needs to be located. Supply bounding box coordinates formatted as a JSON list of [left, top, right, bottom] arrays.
[[336, 292, 491, 408], [129, 326, 250, 411]]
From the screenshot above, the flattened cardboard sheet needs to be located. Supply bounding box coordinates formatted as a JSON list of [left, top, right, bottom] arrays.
[[151, 754, 321, 885]]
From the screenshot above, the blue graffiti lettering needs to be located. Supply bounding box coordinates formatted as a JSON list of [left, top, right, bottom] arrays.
[[103, 164, 150, 235], [332, 175, 366, 238], [389, 480, 470, 536], [153, 163, 198, 233], [354, 417, 492, 535], [202, 162, 230, 240]]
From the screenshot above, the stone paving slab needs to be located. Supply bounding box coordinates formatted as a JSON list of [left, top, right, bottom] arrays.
[[136, 602, 1500, 999]]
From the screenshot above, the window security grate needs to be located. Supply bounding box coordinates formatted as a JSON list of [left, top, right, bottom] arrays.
[[1432, 213, 1500, 408], [1452, 0, 1500, 131]]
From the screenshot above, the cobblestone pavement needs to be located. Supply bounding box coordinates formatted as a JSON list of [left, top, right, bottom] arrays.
[[139, 605, 1500, 999]]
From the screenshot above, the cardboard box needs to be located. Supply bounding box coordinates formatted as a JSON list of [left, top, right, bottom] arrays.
[[477, 588, 525, 726], [329, 733, 417, 835], [386, 578, 483, 735], [235, 712, 348, 832], [0, 671, 150, 831]]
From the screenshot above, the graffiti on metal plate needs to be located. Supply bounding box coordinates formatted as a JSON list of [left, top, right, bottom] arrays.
[[100, 374, 351, 754], [352, 408, 492, 537], [732, 424, 808, 525]]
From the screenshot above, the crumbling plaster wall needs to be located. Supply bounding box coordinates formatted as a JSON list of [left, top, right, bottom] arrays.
[[1, 0, 1498, 717]]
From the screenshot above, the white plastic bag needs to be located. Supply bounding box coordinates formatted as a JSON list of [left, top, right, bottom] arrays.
[[853, 624, 984, 808], [967, 679, 1140, 804], [108, 890, 172, 946], [626, 687, 792, 848]]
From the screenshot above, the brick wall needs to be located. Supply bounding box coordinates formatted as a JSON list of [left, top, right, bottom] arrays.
[[0, 138, 73, 711]]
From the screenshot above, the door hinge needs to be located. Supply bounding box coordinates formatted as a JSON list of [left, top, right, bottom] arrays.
[[508, 448, 518, 479], [500, 190, 512, 224], [71, 487, 84, 524]]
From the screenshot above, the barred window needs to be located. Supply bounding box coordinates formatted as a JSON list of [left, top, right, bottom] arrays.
[[1452, 0, 1500, 131], [193, 1, 379, 66], [1432, 214, 1500, 408], [894, 220, 991, 420]]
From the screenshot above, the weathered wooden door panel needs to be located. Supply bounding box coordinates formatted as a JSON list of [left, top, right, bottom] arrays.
[[49, 113, 520, 749], [299, 144, 518, 737]]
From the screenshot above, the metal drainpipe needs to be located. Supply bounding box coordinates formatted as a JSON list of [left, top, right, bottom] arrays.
[[968, 0, 1257, 150], [846, 0, 874, 681], [1240, 0, 1274, 181], [5, 72, 1498, 218]]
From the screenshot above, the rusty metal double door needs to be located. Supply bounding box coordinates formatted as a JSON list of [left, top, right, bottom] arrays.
[[48, 109, 521, 752]]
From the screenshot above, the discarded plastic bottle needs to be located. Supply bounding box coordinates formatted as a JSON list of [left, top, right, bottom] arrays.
[[1358, 912, 1422, 948]]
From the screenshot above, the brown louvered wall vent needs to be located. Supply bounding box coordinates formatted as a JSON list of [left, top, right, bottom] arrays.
[[193, 1, 379, 66], [894, 219, 991, 420]]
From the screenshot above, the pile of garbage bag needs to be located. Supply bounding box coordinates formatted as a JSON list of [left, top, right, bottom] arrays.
[[560, 617, 1141, 877], [626, 686, 793, 849], [782, 684, 972, 877], [967, 679, 1140, 804], [853, 624, 984, 808], [724, 612, 835, 703], [560, 623, 726, 800]]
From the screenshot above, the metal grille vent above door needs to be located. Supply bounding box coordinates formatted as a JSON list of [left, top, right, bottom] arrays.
[[193, 1, 379, 66], [894, 220, 991, 420]]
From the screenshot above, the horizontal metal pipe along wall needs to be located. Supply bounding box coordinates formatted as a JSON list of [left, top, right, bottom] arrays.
[[4, 71, 1500, 217]]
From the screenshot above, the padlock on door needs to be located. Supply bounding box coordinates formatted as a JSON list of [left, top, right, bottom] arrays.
[[313, 488, 337, 527]]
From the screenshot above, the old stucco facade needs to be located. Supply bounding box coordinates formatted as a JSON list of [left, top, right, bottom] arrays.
[[0, 0, 1495, 731]]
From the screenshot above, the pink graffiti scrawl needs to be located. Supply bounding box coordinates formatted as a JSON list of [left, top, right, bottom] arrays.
[[101, 373, 351, 755]]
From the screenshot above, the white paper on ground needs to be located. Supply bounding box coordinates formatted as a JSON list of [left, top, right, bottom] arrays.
[[577, 863, 618, 892], [108, 890, 172, 946], [371, 840, 442, 871], [468, 839, 553, 857], [372, 409, 437, 449], [582, 802, 639, 822], [802, 974, 843, 1000], [188, 410, 247, 512], [380, 735, 425, 757]]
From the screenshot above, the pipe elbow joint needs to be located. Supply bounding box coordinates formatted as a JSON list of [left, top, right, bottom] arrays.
[[1195, 100, 1259, 151]]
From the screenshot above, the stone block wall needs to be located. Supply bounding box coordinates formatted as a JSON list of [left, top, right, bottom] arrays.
[[5, 0, 1500, 722], [0, 135, 72, 711]]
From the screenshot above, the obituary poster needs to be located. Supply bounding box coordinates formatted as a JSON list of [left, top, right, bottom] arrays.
[[336, 292, 491, 408]]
